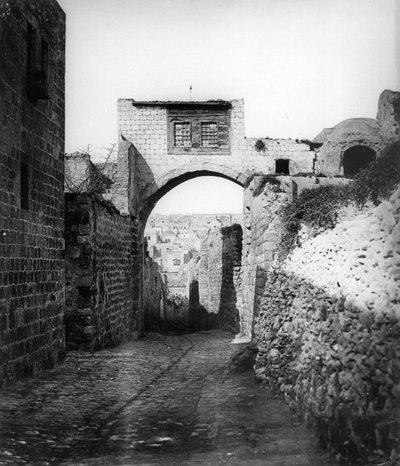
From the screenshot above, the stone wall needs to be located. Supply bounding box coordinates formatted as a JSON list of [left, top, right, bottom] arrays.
[[65, 153, 112, 194], [143, 244, 167, 332], [65, 194, 140, 350], [116, 99, 315, 218], [241, 176, 291, 338], [240, 175, 352, 339], [194, 224, 242, 333], [0, 0, 65, 386], [314, 90, 400, 177], [254, 185, 400, 463], [377, 89, 400, 141]]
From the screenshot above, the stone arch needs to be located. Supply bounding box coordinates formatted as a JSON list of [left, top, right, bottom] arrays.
[[140, 168, 246, 335], [342, 145, 376, 177], [139, 163, 246, 228]]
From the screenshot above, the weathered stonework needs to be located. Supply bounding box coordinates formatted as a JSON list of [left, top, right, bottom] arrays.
[[193, 224, 242, 333], [65, 194, 139, 350], [143, 242, 167, 332], [313, 118, 383, 177], [65, 152, 112, 194], [255, 270, 400, 464], [116, 99, 315, 221], [0, 0, 65, 386], [254, 184, 400, 463], [314, 89, 400, 177], [377, 89, 400, 141], [240, 175, 353, 339], [240, 176, 291, 338]]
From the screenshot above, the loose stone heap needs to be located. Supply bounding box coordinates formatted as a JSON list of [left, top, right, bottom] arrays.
[[254, 185, 400, 463]]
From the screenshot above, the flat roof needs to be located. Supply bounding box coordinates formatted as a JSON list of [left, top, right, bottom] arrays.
[[129, 100, 232, 109]]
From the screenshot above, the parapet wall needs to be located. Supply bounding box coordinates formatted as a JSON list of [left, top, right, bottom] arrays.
[[254, 185, 400, 463], [65, 194, 140, 350]]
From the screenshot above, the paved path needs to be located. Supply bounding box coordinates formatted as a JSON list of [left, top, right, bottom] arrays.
[[0, 331, 338, 466]]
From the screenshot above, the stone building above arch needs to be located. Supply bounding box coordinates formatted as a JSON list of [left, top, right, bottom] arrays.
[[116, 98, 315, 217]]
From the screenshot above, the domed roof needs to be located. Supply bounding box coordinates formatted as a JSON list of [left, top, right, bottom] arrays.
[[314, 118, 381, 144]]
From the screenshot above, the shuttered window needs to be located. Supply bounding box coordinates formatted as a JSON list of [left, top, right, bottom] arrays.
[[201, 122, 218, 147], [174, 122, 191, 147]]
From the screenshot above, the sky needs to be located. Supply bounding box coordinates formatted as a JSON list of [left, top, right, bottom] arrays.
[[58, 0, 399, 214]]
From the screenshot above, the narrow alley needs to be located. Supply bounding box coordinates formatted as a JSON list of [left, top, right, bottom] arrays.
[[0, 331, 336, 466]]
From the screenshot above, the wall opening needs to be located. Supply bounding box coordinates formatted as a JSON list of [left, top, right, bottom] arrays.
[[143, 175, 244, 335], [26, 22, 49, 100], [343, 145, 376, 177], [275, 159, 290, 175], [20, 162, 29, 210]]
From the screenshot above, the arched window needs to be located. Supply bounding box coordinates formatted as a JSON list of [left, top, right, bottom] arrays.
[[343, 145, 376, 177]]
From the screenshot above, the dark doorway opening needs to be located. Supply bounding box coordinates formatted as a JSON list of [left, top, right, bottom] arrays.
[[343, 145, 376, 177]]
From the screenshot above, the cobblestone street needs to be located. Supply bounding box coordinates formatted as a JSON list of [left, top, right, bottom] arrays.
[[0, 331, 337, 466]]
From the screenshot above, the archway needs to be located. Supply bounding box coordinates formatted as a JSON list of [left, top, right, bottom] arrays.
[[343, 145, 376, 177], [139, 168, 245, 230], [142, 174, 244, 335]]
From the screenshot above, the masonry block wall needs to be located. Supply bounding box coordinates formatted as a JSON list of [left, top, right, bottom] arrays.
[[65, 194, 139, 350], [65, 153, 112, 194], [116, 99, 315, 218], [143, 244, 167, 332], [0, 0, 65, 386], [313, 90, 400, 177], [241, 175, 353, 339], [241, 176, 291, 338], [194, 225, 242, 333]]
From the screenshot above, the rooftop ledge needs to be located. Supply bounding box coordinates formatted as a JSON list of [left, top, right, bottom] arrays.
[[119, 99, 232, 109]]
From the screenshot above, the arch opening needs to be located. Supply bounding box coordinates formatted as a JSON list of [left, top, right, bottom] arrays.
[[140, 169, 244, 227], [343, 145, 376, 177], [142, 175, 244, 336]]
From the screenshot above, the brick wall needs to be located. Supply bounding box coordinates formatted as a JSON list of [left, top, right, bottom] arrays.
[[0, 0, 65, 386], [65, 194, 140, 350]]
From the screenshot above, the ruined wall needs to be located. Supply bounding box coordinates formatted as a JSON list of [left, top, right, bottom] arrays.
[[254, 185, 400, 463], [194, 224, 242, 333], [0, 0, 65, 386], [377, 89, 400, 141], [65, 153, 112, 194], [143, 245, 167, 332], [314, 90, 400, 177], [65, 194, 140, 350], [241, 176, 291, 338], [241, 175, 353, 339], [313, 118, 383, 176]]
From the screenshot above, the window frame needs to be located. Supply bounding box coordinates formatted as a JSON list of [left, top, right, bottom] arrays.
[[173, 120, 192, 148], [200, 120, 219, 148]]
